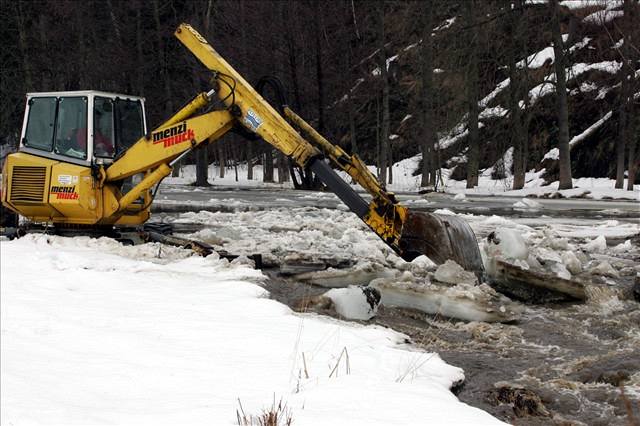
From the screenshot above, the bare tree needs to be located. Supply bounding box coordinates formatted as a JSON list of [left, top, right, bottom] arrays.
[[465, 0, 480, 188], [550, 0, 572, 189], [195, 0, 214, 187], [419, 1, 437, 188], [508, 0, 529, 190], [378, 1, 390, 185], [621, 0, 639, 190]]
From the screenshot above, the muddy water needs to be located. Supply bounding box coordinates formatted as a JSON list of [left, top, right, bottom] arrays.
[[160, 210, 640, 425]]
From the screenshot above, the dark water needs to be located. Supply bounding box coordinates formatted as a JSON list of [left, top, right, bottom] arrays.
[[260, 270, 640, 426]]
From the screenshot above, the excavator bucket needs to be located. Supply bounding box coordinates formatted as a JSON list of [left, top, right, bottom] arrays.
[[399, 210, 484, 276]]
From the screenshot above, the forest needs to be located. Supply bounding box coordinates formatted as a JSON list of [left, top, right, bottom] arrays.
[[0, 0, 638, 190]]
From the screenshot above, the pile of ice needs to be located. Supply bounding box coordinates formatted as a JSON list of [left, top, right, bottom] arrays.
[[478, 220, 638, 300]]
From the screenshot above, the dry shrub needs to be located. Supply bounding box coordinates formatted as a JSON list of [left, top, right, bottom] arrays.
[[237, 396, 293, 426]]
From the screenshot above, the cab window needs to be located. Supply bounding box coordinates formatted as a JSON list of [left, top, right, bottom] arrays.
[[115, 99, 144, 155], [94, 97, 115, 158], [53, 97, 88, 159], [24, 97, 56, 151]]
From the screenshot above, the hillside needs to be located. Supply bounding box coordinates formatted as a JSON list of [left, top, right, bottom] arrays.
[[331, 0, 638, 190]]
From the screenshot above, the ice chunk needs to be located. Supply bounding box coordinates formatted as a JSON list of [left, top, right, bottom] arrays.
[[433, 208, 456, 215], [372, 279, 522, 323], [486, 229, 529, 260], [410, 255, 437, 269], [541, 229, 570, 250], [561, 251, 583, 275], [589, 261, 620, 278], [513, 198, 542, 209], [612, 240, 632, 253], [434, 260, 477, 286], [550, 262, 572, 280], [325, 286, 381, 320], [584, 235, 607, 253], [453, 193, 466, 201]]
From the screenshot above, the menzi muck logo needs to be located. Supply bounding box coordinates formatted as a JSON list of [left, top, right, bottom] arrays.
[[152, 123, 195, 148], [51, 185, 79, 200]]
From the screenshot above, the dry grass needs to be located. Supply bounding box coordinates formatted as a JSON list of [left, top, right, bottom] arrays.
[[237, 396, 293, 426]]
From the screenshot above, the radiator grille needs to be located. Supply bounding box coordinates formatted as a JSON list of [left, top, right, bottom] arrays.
[[10, 166, 47, 203]]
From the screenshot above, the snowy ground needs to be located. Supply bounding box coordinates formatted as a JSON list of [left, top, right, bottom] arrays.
[[1, 235, 505, 425], [165, 160, 639, 201]]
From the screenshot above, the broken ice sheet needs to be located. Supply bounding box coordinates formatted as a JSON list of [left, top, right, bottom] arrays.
[[292, 261, 396, 288], [371, 277, 522, 323]]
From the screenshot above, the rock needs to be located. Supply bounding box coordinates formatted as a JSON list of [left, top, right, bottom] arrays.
[[487, 384, 551, 418]]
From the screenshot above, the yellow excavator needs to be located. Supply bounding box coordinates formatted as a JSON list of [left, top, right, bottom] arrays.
[[1, 24, 483, 273]]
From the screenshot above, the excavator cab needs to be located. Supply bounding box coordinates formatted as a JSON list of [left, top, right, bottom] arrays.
[[20, 91, 147, 166]]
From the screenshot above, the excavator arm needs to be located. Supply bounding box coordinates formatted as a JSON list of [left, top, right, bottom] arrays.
[[170, 24, 482, 272], [97, 23, 483, 273]]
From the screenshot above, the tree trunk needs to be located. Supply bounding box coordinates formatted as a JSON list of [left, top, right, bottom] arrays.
[[195, 0, 214, 187], [465, 1, 479, 189], [218, 141, 225, 179], [135, 4, 144, 96], [378, 2, 389, 185], [420, 2, 436, 188], [550, 0, 573, 189], [623, 0, 637, 190], [346, 49, 358, 154], [615, 74, 628, 189], [195, 145, 209, 186], [16, 1, 33, 91], [509, 2, 526, 190], [314, 2, 325, 133], [375, 95, 381, 177], [263, 149, 274, 183]]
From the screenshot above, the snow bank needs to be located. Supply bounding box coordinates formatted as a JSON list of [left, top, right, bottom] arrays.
[[0, 236, 504, 425]]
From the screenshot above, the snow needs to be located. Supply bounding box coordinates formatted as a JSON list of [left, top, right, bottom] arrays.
[[479, 106, 508, 119], [559, 0, 617, 9], [362, 152, 638, 200], [324, 286, 380, 320], [518, 46, 555, 69], [433, 17, 456, 32], [0, 235, 505, 425], [485, 229, 529, 261], [541, 111, 613, 161], [583, 9, 625, 24]]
